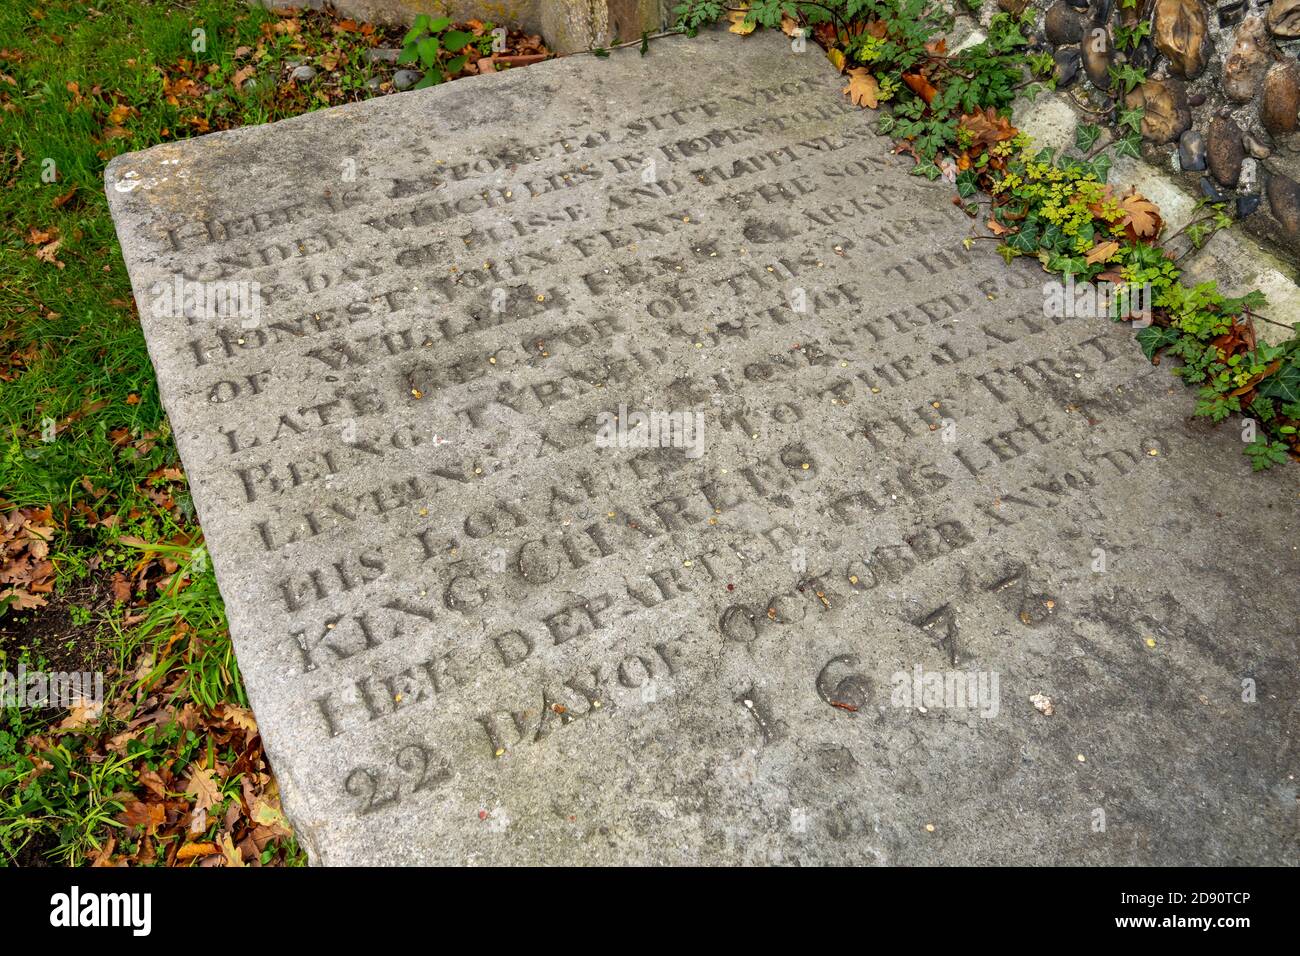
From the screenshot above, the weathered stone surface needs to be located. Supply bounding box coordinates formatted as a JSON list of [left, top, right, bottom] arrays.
[[1267, 0, 1300, 38], [1207, 115, 1245, 187], [1260, 61, 1300, 136], [1222, 15, 1276, 103], [1153, 0, 1211, 78], [104, 29, 1299, 866], [1045, 2, 1085, 44], [1126, 77, 1191, 143]]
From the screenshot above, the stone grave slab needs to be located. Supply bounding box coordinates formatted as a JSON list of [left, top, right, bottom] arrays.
[[105, 28, 1299, 865]]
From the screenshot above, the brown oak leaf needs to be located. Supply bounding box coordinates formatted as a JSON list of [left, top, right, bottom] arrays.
[[843, 68, 880, 109]]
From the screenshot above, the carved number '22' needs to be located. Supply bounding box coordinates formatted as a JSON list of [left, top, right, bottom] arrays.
[[345, 743, 450, 815]]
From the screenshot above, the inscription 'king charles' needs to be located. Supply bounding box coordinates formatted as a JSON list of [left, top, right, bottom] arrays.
[[106, 28, 1298, 865]]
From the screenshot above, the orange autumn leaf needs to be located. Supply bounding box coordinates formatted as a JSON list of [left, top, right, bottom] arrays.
[[106, 103, 135, 125], [843, 68, 880, 109], [902, 72, 937, 105], [118, 799, 166, 834], [185, 763, 221, 814], [219, 833, 246, 867], [960, 107, 1017, 147], [176, 842, 219, 861], [1085, 240, 1120, 264], [1117, 189, 1162, 239]]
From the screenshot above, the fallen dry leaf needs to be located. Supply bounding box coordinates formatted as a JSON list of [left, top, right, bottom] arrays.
[[1085, 240, 1120, 264], [727, 4, 756, 35], [176, 841, 218, 861], [118, 799, 166, 834], [902, 72, 938, 105], [843, 68, 880, 109], [184, 763, 222, 814], [1117, 189, 1162, 239], [220, 833, 246, 867]]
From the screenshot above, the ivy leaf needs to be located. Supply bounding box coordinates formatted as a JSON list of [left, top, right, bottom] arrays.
[[1087, 154, 1112, 182], [1118, 107, 1143, 134], [1136, 325, 1181, 361], [1113, 132, 1142, 159], [1008, 222, 1039, 253], [1075, 123, 1101, 153], [1258, 363, 1300, 404], [1039, 222, 1063, 251], [1047, 251, 1087, 276]]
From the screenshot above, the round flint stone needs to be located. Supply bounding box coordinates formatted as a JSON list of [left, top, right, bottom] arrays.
[[290, 64, 317, 82], [1082, 33, 1112, 89], [1236, 193, 1261, 217], [1178, 130, 1207, 171], [1046, 2, 1086, 45], [1207, 115, 1246, 187], [393, 69, 422, 90], [1054, 48, 1082, 87]]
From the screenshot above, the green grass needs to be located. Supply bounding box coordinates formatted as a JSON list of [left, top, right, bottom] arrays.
[[0, 0, 380, 866]]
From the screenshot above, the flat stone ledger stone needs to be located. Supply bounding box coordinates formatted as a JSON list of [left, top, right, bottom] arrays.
[[106, 29, 1298, 865]]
